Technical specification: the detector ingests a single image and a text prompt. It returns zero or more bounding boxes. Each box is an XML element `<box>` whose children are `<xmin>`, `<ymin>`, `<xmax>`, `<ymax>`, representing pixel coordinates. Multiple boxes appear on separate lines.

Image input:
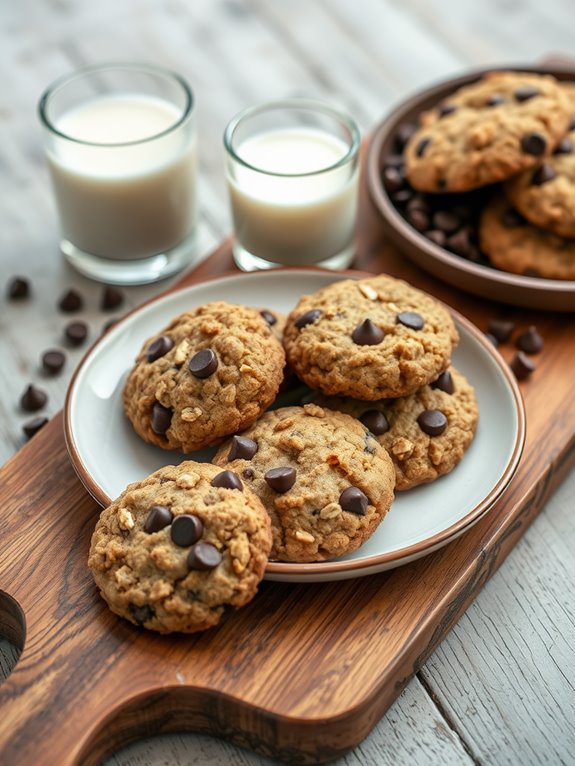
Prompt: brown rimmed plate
<box><xmin>64</xmin><ymin>269</ymin><xmax>525</xmax><ymax>582</ymax></box>
<box><xmin>366</xmin><ymin>65</ymin><xmax>575</xmax><ymax>311</ymax></box>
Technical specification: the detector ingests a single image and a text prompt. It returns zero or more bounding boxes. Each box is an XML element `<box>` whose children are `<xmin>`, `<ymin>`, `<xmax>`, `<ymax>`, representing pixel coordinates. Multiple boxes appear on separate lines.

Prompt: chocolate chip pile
<box><xmin>6</xmin><ymin>276</ymin><xmax>125</xmax><ymax>441</ymax></box>
<box><xmin>485</xmin><ymin>318</ymin><xmax>543</xmax><ymax>380</ymax></box>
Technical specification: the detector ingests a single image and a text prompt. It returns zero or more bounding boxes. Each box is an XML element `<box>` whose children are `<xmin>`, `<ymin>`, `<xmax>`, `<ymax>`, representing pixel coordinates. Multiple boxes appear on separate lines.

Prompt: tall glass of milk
<box><xmin>224</xmin><ymin>99</ymin><xmax>360</xmax><ymax>271</ymax></box>
<box><xmin>38</xmin><ymin>64</ymin><xmax>198</xmax><ymax>284</ymax></box>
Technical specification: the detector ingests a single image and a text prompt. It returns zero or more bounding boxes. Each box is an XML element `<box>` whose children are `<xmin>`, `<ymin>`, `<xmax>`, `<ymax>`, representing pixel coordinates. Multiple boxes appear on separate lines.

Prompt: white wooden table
<box><xmin>1</xmin><ymin>2</ymin><xmax>574</xmax><ymax>764</ymax></box>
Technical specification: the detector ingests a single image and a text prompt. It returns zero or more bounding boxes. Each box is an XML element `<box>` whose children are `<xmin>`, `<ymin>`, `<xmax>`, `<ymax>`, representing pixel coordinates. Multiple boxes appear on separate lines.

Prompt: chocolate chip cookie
<box><xmin>504</xmin><ymin>83</ymin><xmax>575</xmax><ymax>237</ymax></box>
<box><xmin>405</xmin><ymin>71</ymin><xmax>571</xmax><ymax>192</ymax></box>
<box><xmin>88</xmin><ymin>461</ymin><xmax>272</xmax><ymax>633</ymax></box>
<box><xmin>212</xmin><ymin>404</ymin><xmax>395</xmax><ymax>562</ymax></box>
<box><xmin>479</xmin><ymin>193</ymin><xmax>575</xmax><ymax>280</ymax></box>
<box><xmin>314</xmin><ymin>366</ymin><xmax>478</xmax><ymax>490</ymax></box>
<box><xmin>123</xmin><ymin>301</ymin><xmax>285</xmax><ymax>452</ymax></box>
<box><xmin>282</xmin><ymin>275</ymin><xmax>458</xmax><ymax>400</ymax></box>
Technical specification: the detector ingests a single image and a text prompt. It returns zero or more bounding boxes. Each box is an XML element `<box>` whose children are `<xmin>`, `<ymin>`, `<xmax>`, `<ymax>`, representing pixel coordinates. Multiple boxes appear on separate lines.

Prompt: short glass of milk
<box><xmin>224</xmin><ymin>99</ymin><xmax>360</xmax><ymax>271</ymax></box>
<box><xmin>38</xmin><ymin>64</ymin><xmax>198</xmax><ymax>285</ymax></box>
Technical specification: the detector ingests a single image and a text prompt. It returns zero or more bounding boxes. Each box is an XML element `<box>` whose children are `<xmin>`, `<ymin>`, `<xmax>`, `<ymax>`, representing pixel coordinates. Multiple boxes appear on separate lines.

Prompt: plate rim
<box><xmin>64</xmin><ymin>268</ymin><xmax>526</xmax><ymax>578</ymax></box>
<box><xmin>365</xmin><ymin>63</ymin><xmax>575</xmax><ymax>306</ymax></box>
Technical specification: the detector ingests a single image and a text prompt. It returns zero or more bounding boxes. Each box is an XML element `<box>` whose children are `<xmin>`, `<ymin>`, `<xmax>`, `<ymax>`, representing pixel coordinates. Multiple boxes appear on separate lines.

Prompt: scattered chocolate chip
<box><xmin>242</xmin><ymin>468</ymin><xmax>255</xmax><ymax>480</ymax></box>
<box><xmin>41</xmin><ymin>349</ymin><xmax>66</xmax><ymax>375</ymax></box>
<box><xmin>147</xmin><ymin>335</ymin><xmax>174</xmax><ymax>362</ymax></box>
<box><xmin>64</xmin><ymin>320</ymin><xmax>88</xmax><ymax>346</ymax></box>
<box><xmin>187</xmin><ymin>542</ymin><xmax>222</xmax><ymax>571</ymax></box>
<box><xmin>144</xmin><ymin>505</ymin><xmax>173</xmax><ymax>533</ymax></box>
<box><xmin>438</xmin><ymin>102</ymin><xmax>457</xmax><ymax>118</ymax></box>
<box><xmin>406</xmin><ymin>195</ymin><xmax>429</xmax><ymax>214</ymax></box>
<box><xmin>101</xmin><ymin>286</ymin><xmax>124</xmax><ymax>311</ymax></box>
<box><xmin>7</xmin><ymin>276</ymin><xmax>30</xmax><ymax>300</ymax></box>
<box><xmin>129</xmin><ymin>603</ymin><xmax>154</xmax><ymax>626</ymax></box>
<box><xmin>502</xmin><ymin>208</ymin><xmax>526</xmax><ymax>228</ymax></box>
<box><xmin>22</xmin><ymin>416</ymin><xmax>48</xmax><ymax>440</ymax></box>
<box><xmin>260</xmin><ymin>309</ymin><xmax>277</xmax><ymax>326</ymax></box>
<box><xmin>486</xmin><ymin>93</ymin><xmax>505</xmax><ymax>107</ymax></box>
<box><xmin>436</xmin><ymin>179</ymin><xmax>447</xmax><ymax>190</ymax></box>
<box><xmin>425</xmin><ymin>230</ymin><xmax>446</xmax><ymax>247</ymax></box>
<box><xmin>264</xmin><ymin>466</ymin><xmax>296</xmax><ymax>493</ymax></box>
<box><xmin>510</xmin><ymin>350</ymin><xmax>535</xmax><ymax>380</ymax></box>
<box><xmin>555</xmin><ymin>137</ymin><xmax>573</xmax><ymax>155</ymax></box>
<box><xmin>151</xmin><ymin>402</ymin><xmax>172</xmax><ymax>434</ymax></box>
<box><xmin>382</xmin><ymin>165</ymin><xmax>404</xmax><ymax>194</ymax></box>
<box><xmin>406</xmin><ymin>207</ymin><xmax>430</xmax><ymax>232</ymax></box>
<box><xmin>228</xmin><ymin>435</ymin><xmax>258</xmax><ymax>461</ymax></box>
<box><xmin>521</xmin><ymin>132</ymin><xmax>547</xmax><ymax>156</ymax></box>
<box><xmin>295</xmin><ymin>309</ymin><xmax>321</xmax><ymax>329</ymax></box>
<box><xmin>415</xmin><ymin>137</ymin><xmax>430</xmax><ymax>157</ymax></box>
<box><xmin>171</xmin><ymin>514</ymin><xmax>204</xmax><ymax>547</ymax></box>
<box><xmin>395</xmin><ymin>123</ymin><xmax>417</xmax><ymax>150</ymax></box>
<box><xmin>516</xmin><ymin>325</ymin><xmax>543</xmax><ymax>354</ymax></box>
<box><xmin>391</xmin><ymin>189</ymin><xmax>414</xmax><ymax>205</ymax></box>
<box><xmin>211</xmin><ymin>470</ymin><xmax>243</xmax><ymax>490</ymax></box>
<box><xmin>360</xmin><ymin>410</ymin><xmax>389</xmax><ymax>435</ymax></box>
<box><xmin>58</xmin><ymin>288</ymin><xmax>83</xmax><ymax>313</ymax></box>
<box><xmin>417</xmin><ymin>409</ymin><xmax>448</xmax><ymax>436</ymax></box>
<box><xmin>20</xmin><ymin>384</ymin><xmax>48</xmax><ymax>412</ymax></box>
<box><xmin>532</xmin><ymin>163</ymin><xmax>556</xmax><ymax>186</ymax></box>
<box><xmin>352</xmin><ymin>318</ymin><xmax>384</xmax><ymax>345</ymax></box>
<box><xmin>432</xmin><ymin>210</ymin><xmax>461</xmax><ymax>234</ymax></box>
<box><xmin>396</xmin><ymin>311</ymin><xmax>424</xmax><ymax>330</ymax></box>
<box><xmin>446</xmin><ymin>227</ymin><xmax>472</xmax><ymax>258</ymax></box>
<box><xmin>487</xmin><ymin>319</ymin><xmax>515</xmax><ymax>343</ymax></box>
<box><xmin>189</xmin><ymin>348</ymin><xmax>218</xmax><ymax>378</ymax></box>
<box><xmin>339</xmin><ymin>487</ymin><xmax>369</xmax><ymax>515</ymax></box>
<box><xmin>430</xmin><ymin>370</ymin><xmax>455</xmax><ymax>394</ymax></box>
<box><xmin>485</xmin><ymin>332</ymin><xmax>499</xmax><ymax>347</ymax></box>
<box><xmin>514</xmin><ymin>86</ymin><xmax>539</xmax><ymax>102</ymax></box>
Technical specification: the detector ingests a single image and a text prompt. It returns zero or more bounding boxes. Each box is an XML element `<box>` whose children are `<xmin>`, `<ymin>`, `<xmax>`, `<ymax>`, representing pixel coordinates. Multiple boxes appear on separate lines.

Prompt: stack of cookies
<box><xmin>385</xmin><ymin>70</ymin><xmax>575</xmax><ymax>280</ymax></box>
<box><xmin>88</xmin><ymin>275</ymin><xmax>479</xmax><ymax>633</ymax></box>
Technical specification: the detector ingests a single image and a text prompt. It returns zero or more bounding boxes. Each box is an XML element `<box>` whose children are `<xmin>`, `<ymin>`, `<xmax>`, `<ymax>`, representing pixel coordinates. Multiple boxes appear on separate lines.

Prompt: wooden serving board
<box><xmin>0</xmin><ymin>175</ymin><xmax>574</xmax><ymax>766</ymax></box>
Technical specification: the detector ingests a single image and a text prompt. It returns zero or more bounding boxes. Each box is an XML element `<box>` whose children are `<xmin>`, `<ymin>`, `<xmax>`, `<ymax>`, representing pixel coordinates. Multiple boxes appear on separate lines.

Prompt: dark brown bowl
<box><xmin>366</xmin><ymin>65</ymin><xmax>575</xmax><ymax>312</ymax></box>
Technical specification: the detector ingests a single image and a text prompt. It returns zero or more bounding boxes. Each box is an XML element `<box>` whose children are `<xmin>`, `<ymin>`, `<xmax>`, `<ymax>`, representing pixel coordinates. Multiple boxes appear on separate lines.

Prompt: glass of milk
<box><xmin>38</xmin><ymin>64</ymin><xmax>198</xmax><ymax>285</ymax></box>
<box><xmin>224</xmin><ymin>99</ymin><xmax>360</xmax><ymax>271</ymax></box>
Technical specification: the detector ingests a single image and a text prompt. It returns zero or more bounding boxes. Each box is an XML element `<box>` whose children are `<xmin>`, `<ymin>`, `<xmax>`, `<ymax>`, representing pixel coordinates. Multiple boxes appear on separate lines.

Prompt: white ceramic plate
<box><xmin>65</xmin><ymin>270</ymin><xmax>525</xmax><ymax>582</ymax></box>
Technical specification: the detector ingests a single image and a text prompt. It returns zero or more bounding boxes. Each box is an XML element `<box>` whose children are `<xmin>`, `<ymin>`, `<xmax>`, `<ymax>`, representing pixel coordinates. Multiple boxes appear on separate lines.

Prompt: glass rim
<box><xmin>223</xmin><ymin>98</ymin><xmax>361</xmax><ymax>178</ymax></box>
<box><xmin>38</xmin><ymin>62</ymin><xmax>194</xmax><ymax>148</ymax></box>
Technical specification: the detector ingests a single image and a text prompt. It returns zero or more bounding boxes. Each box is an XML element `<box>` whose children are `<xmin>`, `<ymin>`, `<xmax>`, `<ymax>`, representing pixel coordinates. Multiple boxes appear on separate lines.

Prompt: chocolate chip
<box><xmin>242</xmin><ymin>468</ymin><xmax>255</xmax><ymax>480</ymax></box>
<box><xmin>396</xmin><ymin>311</ymin><xmax>424</xmax><ymax>330</ymax></box>
<box><xmin>502</xmin><ymin>209</ymin><xmax>526</xmax><ymax>228</ymax></box>
<box><xmin>487</xmin><ymin>319</ymin><xmax>515</xmax><ymax>343</ymax></box>
<box><xmin>339</xmin><ymin>487</ymin><xmax>369</xmax><ymax>515</ymax></box>
<box><xmin>7</xmin><ymin>276</ymin><xmax>30</xmax><ymax>299</ymax></box>
<box><xmin>228</xmin><ymin>435</ymin><xmax>258</xmax><ymax>461</ymax></box>
<box><xmin>58</xmin><ymin>289</ymin><xmax>83</xmax><ymax>313</ymax></box>
<box><xmin>486</xmin><ymin>93</ymin><xmax>505</xmax><ymax>107</ymax></box>
<box><xmin>438</xmin><ymin>102</ymin><xmax>457</xmax><ymax>118</ymax></box>
<box><xmin>395</xmin><ymin>123</ymin><xmax>417</xmax><ymax>150</ymax></box>
<box><xmin>147</xmin><ymin>335</ymin><xmax>174</xmax><ymax>362</ymax></box>
<box><xmin>260</xmin><ymin>309</ymin><xmax>277</xmax><ymax>326</ymax></box>
<box><xmin>425</xmin><ymin>230</ymin><xmax>447</xmax><ymax>247</ymax></box>
<box><xmin>432</xmin><ymin>210</ymin><xmax>461</xmax><ymax>234</ymax></box>
<box><xmin>64</xmin><ymin>320</ymin><xmax>88</xmax><ymax>346</ymax></box>
<box><xmin>187</xmin><ymin>542</ymin><xmax>222</xmax><ymax>571</ymax></box>
<box><xmin>129</xmin><ymin>603</ymin><xmax>154</xmax><ymax>626</ymax></box>
<box><xmin>382</xmin><ymin>165</ymin><xmax>404</xmax><ymax>194</ymax></box>
<box><xmin>211</xmin><ymin>470</ymin><xmax>243</xmax><ymax>490</ymax></box>
<box><xmin>430</xmin><ymin>370</ymin><xmax>455</xmax><ymax>394</ymax></box>
<box><xmin>446</xmin><ymin>228</ymin><xmax>472</xmax><ymax>258</ymax></box>
<box><xmin>171</xmin><ymin>514</ymin><xmax>204</xmax><ymax>547</ymax></box>
<box><xmin>417</xmin><ymin>409</ymin><xmax>448</xmax><ymax>436</ymax></box>
<box><xmin>295</xmin><ymin>309</ymin><xmax>321</xmax><ymax>329</ymax></box>
<box><xmin>144</xmin><ymin>505</ymin><xmax>173</xmax><ymax>533</ymax></box>
<box><xmin>20</xmin><ymin>384</ymin><xmax>47</xmax><ymax>412</ymax></box>
<box><xmin>41</xmin><ymin>349</ymin><xmax>66</xmax><ymax>375</ymax></box>
<box><xmin>406</xmin><ymin>208</ymin><xmax>430</xmax><ymax>232</ymax></box>
<box><xmin>521</xmin><ymin>132</ymin><xmax>547</xmax><ymax>156</ymax></box>
<box><xmin>391</xmin><ymin>189</ymin><xmax>414</xmax><ymax>206</ymax></box>
<box><xmin>415</xmin><ymin>137</ymin><xmax>430</xmax><ymax>157</ymax></box>
<box><xmin>532</xmin><ymin>163</ymin><xmax>556</xmax><ymax>186</ymax></box>
<box><xmin>510</xmin><ymin>350</ymin><xmax>535</xmax><ymax>380</ymax></box>
<box><xmin>514</xmin><ymin>86</ymin><xmax>539</xmax><ymax>102</ymax></box>
<box><xmin>100</xmin><ymin>286</ymin><xmax>124</xmax><ymax>311</ymax></box>
<box><xmin>516</xmin><ymin>326</ymin><xmax>543</xmax><ymax>354</ymax></box>
<box><xmin>360</xmin><ymin>410</ymin><xmax>389</xmax><ymax>435</ymax></box>
<box><xmin>264</xmin><ymin>466</ymin><xmax>296</xmax><ymax>493</ymax></box>
<box><xmin>555</xmin><ymin>138</ymin><xmax>573</xmax><ymax>155</ymax></box>
<box><xmin>189</xmin><ymin>348</ymin><xmax>218</xmax><ymax>378</ymax></box>
<box><xmin>22</xmin><ymin>416</ymin><xmax>48</xmax><ymax>440</ymax></box>
<box><xmin>352</xmin><ymin>319</ymin><xmax>384</xmax><ymax>346</ymax></box>
<box><xmin>384</xmin><ymin>153</ymin><xmax>405</xmax><ymax>167</ymax></box>
<box><xmin>406</xmin><ymin>195</ymin><xmax>429</xmax><ymax>214</ymax></box>
<box><xmin>437</xmin><ymin>179</ymin><xmax>447</xmax><ymax>190</ymax></box>
<box><xmin>151</xmin><ymin>402</ymin><xmax>172</xmax><ymax>434</ymax></box>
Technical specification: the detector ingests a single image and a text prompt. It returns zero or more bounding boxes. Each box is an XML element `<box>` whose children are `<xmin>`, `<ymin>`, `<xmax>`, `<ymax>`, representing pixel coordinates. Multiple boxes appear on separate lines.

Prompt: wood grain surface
<box><xmin>0</xmin><ymin>176</ymin><xmax>573</xmax><ymax>765</ymax></box>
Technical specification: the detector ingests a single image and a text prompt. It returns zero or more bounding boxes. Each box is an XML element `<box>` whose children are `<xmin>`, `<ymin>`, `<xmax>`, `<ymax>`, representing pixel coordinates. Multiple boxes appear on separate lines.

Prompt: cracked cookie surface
<box><xmin>88</xmin><ymin>460</ymin><xmax>272</xmax><ymax>633</ymax></box>
<box><xmin>212</xmin><ymin>404</ymin><xmax>395</xmax><ymax>562</ymax></box>
<box><xmin>122</xmin><ymin>301</ymin><xmax>285</xmax><ymax>452</ymax></box>
<box><xmin>282</xmin><ymin>275</ymin><xmax>458</xmax><ymax>400</ymax></box>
